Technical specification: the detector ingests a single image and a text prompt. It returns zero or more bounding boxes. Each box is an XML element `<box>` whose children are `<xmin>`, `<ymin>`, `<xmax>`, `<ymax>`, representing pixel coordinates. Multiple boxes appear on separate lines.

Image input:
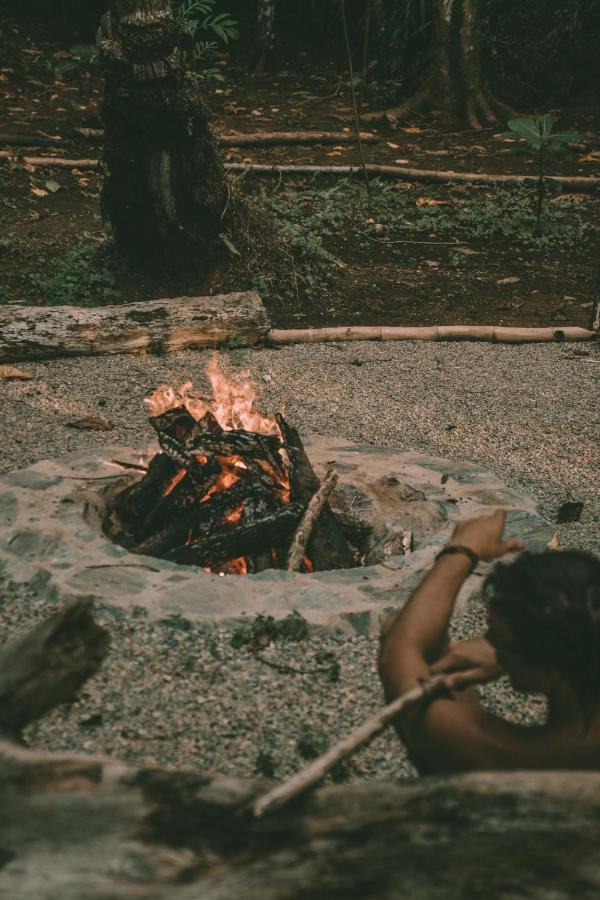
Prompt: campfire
<box><xmin>104</xmin><ymin>358</ymin><xmax>358</xmax><ymax>575</ymax></box>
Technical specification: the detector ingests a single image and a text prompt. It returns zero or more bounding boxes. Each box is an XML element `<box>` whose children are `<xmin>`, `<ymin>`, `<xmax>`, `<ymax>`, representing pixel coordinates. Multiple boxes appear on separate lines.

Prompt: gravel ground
<box><xmin>1</xmin><ymin>340</ymin><xmax>598</xmax><ymax>780</ymax></box>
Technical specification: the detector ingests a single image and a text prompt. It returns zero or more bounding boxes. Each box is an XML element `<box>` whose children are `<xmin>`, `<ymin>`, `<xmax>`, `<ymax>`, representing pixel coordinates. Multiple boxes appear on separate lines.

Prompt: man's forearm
<box><xmin>381</xmin><ymin>553</ymin><xmax>472</xmax><ymax>664</ymax></box>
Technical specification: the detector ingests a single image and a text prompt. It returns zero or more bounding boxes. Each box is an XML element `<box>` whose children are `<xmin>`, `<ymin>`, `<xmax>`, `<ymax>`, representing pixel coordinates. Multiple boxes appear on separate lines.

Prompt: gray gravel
<box><xmin>0</xmin><ymin>340</ymin><xmax>598</xmax><ymax>780</ymax></box>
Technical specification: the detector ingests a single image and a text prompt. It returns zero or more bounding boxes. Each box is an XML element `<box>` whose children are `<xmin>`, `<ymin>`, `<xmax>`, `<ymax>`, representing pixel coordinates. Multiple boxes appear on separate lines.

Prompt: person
<box><xmin>378</xmin><ymin>509</ymin><xmax>600</xmax><ymax>773</ymax></box>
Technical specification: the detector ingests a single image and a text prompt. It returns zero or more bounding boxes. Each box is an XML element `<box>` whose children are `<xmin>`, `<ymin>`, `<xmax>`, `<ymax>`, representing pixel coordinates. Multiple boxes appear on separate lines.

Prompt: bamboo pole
<box><xmin>252</xmin><ymin>675</ymin><xmax>452</xmax><ymax>818</ymax></box>
<box><xmin>2</xmin><ymin>151</ymin><xmax>599</xmax><ymax>191</ymax></box>
<box><xmin>286</xmin><ymin>469</ymin><xmax>338</xmax><ymax>571</ymax></box>
<box><xmin>268</xmin><ymin>325</ymin><xmax>597</xmax><ymax>345</ymax></box>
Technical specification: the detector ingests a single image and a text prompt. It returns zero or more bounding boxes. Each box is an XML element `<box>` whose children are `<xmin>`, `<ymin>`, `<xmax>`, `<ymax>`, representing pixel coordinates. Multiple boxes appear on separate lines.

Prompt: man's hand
<box><xmin>448</xmin><ymin>509</ymin><xmax>524</xmax><ymax>561</ymax></box>
<box><xmin>430</xmin><ymin>637</ymin><xmax>504</xmax><ymax>691</ymax></box>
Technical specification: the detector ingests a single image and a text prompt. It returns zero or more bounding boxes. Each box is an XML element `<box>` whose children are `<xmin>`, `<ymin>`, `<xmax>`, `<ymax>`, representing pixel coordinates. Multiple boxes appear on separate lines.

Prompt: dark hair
<box><xmin>484</xmin><ymin>551</ymin><xmax>600</xmax><ymax>704</ymax></box>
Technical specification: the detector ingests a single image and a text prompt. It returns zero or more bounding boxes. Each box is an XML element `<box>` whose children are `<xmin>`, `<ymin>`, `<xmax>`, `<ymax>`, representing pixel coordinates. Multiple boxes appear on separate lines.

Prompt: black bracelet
<box><xmin>435</xmin><ymin>544</ymin><xmax>479</xmax><ymax>573</ymax></box>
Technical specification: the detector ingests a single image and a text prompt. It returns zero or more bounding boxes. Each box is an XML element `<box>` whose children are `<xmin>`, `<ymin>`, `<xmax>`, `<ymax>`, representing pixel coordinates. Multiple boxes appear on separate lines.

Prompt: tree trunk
<box><xmin>362</xmin><ymin>0</ymin><xmax>518</xmax><ymax>128</ymax></box>
<box><xmin>98</xmin><ymin>0</ymin><xmax>229</xmax><ymax>269</ymax></box>
<box><xmin>249</xmin><ymin>0</ymin><xmax>276</xmax><ymax>74</ymax></box>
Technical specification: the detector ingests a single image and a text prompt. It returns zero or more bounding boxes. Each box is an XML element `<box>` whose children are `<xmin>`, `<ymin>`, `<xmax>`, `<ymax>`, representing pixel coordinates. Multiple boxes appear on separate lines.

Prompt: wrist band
<box><xmin>435</xmin><ymin>544</ymin><xmax>479</xmax><ymax>573</ymax></box>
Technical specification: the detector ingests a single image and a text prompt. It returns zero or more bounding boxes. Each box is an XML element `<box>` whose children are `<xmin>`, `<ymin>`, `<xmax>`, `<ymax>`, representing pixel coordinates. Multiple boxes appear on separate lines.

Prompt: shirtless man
<box><xmin>379</xmin><ymin>510</ymin><xmax>600</xmax><ymax>773</ymax></box>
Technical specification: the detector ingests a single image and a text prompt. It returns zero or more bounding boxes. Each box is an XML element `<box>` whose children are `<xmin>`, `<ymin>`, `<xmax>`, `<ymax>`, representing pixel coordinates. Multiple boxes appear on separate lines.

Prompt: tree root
<box><xmin>361</xmin><ymin>86</ymin><xmax>529</xmax><ymax>130</ymax></box>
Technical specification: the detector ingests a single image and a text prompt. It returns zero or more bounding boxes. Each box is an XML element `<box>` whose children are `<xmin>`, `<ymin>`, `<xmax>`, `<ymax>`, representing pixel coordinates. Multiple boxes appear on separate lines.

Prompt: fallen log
<box><xmin>0</xmin><ymin>292</ymin><xmax>270</xmax><ymax>363</ymax></box>
<box><xmin>0</xmin><ymin>599</ymin><xmax>109</xmax><ymax>739</ymax></box>
<box><xmin>268</xmin><ymin>325</ymin><xmax>597</xmax><ymax>345</ymax></box>
<box><xmin>2</xmin><ymin>150</ymin><xmax>599</xmax><ymax>191</ymax></box>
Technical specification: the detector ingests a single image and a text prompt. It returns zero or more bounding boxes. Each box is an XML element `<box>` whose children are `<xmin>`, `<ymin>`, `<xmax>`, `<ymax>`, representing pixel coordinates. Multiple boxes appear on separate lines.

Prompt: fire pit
<box><xmin>102</xmin><ymin>358</ymin><xmax>358</xmax><ymax>576</ymax></box>
<box><xmin>0</xmin><ymin>360</ymin><xmax>553</xmax><ymax>633</ymax></box>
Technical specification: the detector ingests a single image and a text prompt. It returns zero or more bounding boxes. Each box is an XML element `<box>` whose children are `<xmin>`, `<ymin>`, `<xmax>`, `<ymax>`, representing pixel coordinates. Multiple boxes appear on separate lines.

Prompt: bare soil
<box><xmin>1</xmin><ymin>28</ymin><xmax>599</xmax><ymax>329</ymax></box>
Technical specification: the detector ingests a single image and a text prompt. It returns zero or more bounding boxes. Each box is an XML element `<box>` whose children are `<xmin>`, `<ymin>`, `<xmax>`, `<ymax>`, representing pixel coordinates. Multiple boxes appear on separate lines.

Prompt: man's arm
<box><xmin>378</xmin><ymin>510</ymin><xmax>523</xmax><ymax>773</ymax></box>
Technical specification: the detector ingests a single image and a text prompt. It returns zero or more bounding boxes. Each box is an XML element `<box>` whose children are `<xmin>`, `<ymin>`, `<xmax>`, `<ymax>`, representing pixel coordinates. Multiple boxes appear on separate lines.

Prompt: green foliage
<box><xmin>230</xmin><ymin>610</ymin><xmax>309</xmax><ymax>650</ymax></box>
<box><xmin>174</xmin><ymin>0</ymin><xmax>239</xmax><ymax>78</ymax></box>
<box><xmin>296</xmin><ymin>724</ymin><xmax>350</xmax><ymax>782</ymax></box>
<box><xmin>505</xmin><ymin>113</ymin><xmax>579</xmax><ymax>152</ymax></box>
<box><xmin>52</xmin><ymin>44</ymin><xmax>98</xmax><ymax>78</ymax></box>
<box><xmin>27</xmin><ymin>243</ymin><xmax>120</xmax><ymax>306</ymax></box>
<box><xmin>505</xmin><ymin>113</ymin><xmax>581</xmax><ymax>229</ymax></box>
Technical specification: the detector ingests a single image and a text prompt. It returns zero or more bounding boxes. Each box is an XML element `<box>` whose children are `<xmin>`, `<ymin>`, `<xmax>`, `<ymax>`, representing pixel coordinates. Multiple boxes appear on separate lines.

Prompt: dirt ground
<box><xmin>1</xmin><ymin>26</ymin><xmax>599</xmax><ymax>329</ymax></box>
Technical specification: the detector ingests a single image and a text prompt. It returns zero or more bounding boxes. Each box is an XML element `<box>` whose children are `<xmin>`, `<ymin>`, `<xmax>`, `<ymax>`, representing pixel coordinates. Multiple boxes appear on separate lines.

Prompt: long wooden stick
<box><xmin>252</xmin><ymin>675</ymin><xmax>452</xmax><ymax>818</ymax></box>
<box><xmin>286</xmin><ymin>469</ymin><xmax>339</xmax><ymax>571</ymax></box>
<box><xmin>268</xmin><ymin>325</ymin><xmax>597</xmax><ymax>345</ymax></box>
<box><xmin>72</xmin><ymin>129</ymin><xmax>380</xmax><ymax>146</ymax></box>
<box><xmin>226</xmin><ymin>162</ymin><xmax>600</xmax><ymax>191</ymax></box>
<box><xmin>2</xmin><ymin>151</ymin><xmax>599</xmax><ymax>191</ymax></box>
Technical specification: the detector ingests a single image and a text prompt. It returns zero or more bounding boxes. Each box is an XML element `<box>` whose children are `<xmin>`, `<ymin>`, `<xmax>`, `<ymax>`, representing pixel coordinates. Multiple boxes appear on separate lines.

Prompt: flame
<box><xmin>200</xmin><ymin>455</ymin><xmax>246</xmax><ymax>502</ymax></box>
<box><xmin>144</xmin><ymin>355</ymin><xmax>280</xmax><ymax>436</ymax></box>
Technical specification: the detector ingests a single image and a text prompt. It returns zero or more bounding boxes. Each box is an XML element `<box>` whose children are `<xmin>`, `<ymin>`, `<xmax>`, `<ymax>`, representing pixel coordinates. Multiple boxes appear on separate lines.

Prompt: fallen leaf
<box><xmin>425</xmin><ymin>260</ymin><xmax>440</xmax><ymax>267</ymax></box>
<box><xmin>424</xmin><ymin>149</ymin><xmax>450</xmax><ymax>156</ymax></box>
<box><xmin>454</xmin><ymin>246</ymin><xmax>480</xmax><ymax>255</ymax></box>
<box><xmin>0</xmin><ymin>365</ymin><xmax>33</xmax><ymax>380</ymax></box>
<box><xmin>401</xmin><ymin>126</ymin><xmax>422</xmax><ymax>134</ymax></box>
<box><xmin>393</xmin><ymin>158</ymin><xmax>410</xmax><ymax>165</ymax></box>
<box><xmin>66</xmin><ymin>416</ymin><xmax>115</xmax><ymax>431</ymax></box>
<box><xmin>250</xmin><ymin>108</ymin><xmax>263</xmax><ymax>116</ymax></box>
<box><xmin>415</xmin><ymin>197</ymin><xmax>448</xmax><ymax>207</ymax></box>
<box><xmin>578</xmin><ymin>151</ymin><xmax>600</xmax><ymax>163</ymax></box>
<box><xmin>496</xmin><ymin>276</ymin><xmax>520</xmax><ymax>285</ymax></box>
<box><xmin>547</xmin><ymin>532</ymin><xmax>560</xmax><ymax>550</ymax></box>
<box><xmin>45</xmin><ymin>178</ymin><xmax>60</xmax><ymax>193</ymax></box>
<box><xmin>550</xmin><ymin>193</ymin><xmax>586</xmax><ymax>204</ymax></box>
<box><xmin>386</xmin><ymin>141</ymin><xmax>400</xmax><ymax>149</ymax></box>
<box><xmin>30</xmin><ymin>186</ymin><xmax>48</xmax><ymax>197</ymax></box>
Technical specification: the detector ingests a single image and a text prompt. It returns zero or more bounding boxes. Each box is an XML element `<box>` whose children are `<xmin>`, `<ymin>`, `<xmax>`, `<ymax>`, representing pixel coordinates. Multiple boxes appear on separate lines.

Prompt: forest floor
<box><xmin>1</xmin><ymin>27</ymin><xmax>599</xmax><ymax>328</ymax></box>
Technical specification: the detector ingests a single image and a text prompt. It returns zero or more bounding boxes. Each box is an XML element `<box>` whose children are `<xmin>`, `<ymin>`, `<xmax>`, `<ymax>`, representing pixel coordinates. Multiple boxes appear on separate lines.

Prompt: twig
<box><xmin>287</xmin><ymin>469</ymin><xmax>339</xmax><ymax>571</ymax></box>
<box><xmin>365</xmin><ymin>234</ymin><xmax>460</xmax><ymax>246</ymax></box>
<box><xmin>252</xmin><ymin>675</ymin><xmax>452</xmax><ymax>817</ymax></box>
<box><xmin>340</xmin><ymin>0</ymin><xmax>372</xmax><ymax>209</ymax></box>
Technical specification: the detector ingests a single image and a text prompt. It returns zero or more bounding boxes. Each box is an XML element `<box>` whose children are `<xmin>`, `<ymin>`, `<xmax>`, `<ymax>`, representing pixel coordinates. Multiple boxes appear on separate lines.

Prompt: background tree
<box><xmin>363</xmin><ymin>0</ymin><xmax>517</xmax><ymax>127</ymax></box>
<box><xmin>98</xmin><ymin>0</ymin><xmax>229</xmax><ymax>269</ymax></box>
<box><xmin>249</xmin><ymin>0</ymin><xmax>276</xmax><ymax>73</ymax></box>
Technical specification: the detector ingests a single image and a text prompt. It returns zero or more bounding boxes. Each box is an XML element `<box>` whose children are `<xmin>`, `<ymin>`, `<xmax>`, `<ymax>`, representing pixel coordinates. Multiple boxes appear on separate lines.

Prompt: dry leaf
<box><xmin>66</xmin><ymin>416</ymin><xmax>115</xmax><ymax>431</ymax></box>
<box><xmin>415</xmin><ymin>197</ymin><xmax>448</xmax><ymax>207</ymax></box>
<box><xmin>393</xmin><ymin>158</ymin><xmax>410</xmax><ymax>165</ymax></box>
<box><xmin>424</xmin><ymin>149</ymin><xmax>450</xmax><ymax>156</ymax></box>
<box><xmin>45</xmin><ymin>179</ymin><xmax>60</xmax><ymax>193</ymax></box>
<box><xmin>0</xmin><ymin>365</ymin><xmax>33</xmax><ymax>380</ymax></box>
<box><xmin>401</xmin><ymin>126</ymin><xmax>422</xmax><ymax>134</ymax></box>
<box><xmin>250</xmin><ymin>108</ymin><xmax>263</xmax><ymax>116</ymax></box>
<box><xmin>547</xmin><ymin>532</ymin><xmax>560</xmax><ymax>550</ymax></box>
<box><xmin>578</xmin><ymin>151</ymin><xmax>600</xmax><ymax>163</ymax></box>
<box><xmin>424</xmin><ymin>260</ymin><xmax>440</xmax><ymax>268</ymax></box>
<box><xmin>454</xmin><ymin>246</ymin><xmax>480</xmax><ymax>255</ymax></box>
<box><xmin>30</xmin><ymin>186</ymin><xmax>48</xmax><ymax>197</ymax></box>
<box><xmin>386</xmin><ymin>141</ymin><xmax>400</xmax><ymax>149</ymax></box>
<box><xmin>550</xmin><ymin>193</ymin><xmax>586</xmax><ymax>204</ymax></box>
<box><xmin>497</xmin><ymin>276</ymin><xmax>520</xmax><ymax>285</ymax></box>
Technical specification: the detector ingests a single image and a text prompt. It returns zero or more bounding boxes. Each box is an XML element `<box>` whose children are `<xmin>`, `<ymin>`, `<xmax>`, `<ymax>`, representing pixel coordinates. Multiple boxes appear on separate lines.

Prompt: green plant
<box><xmin>27</xmin><ymin>243</ymin><xmax>120</xmax><ymax>306</ymax></box>
<box><xmin>505</xmin><ymin>113</ymin><xmax>580</xmax><ymax>230</ymax></box>
<box><xmin>52</xmin><ymin>44</ymin><xmax>98</xmax><ymax>77</ymax></box>
<box><xmin>230</xmin><ymin>610</ymin><xmax>309</xmax><ymax>650</ymax></box>
<box><xmin>296</xmin><ymin>724</ymin><xmax>349</xmax><ymax>782</ymax></box>
<box><xmin>174</xmin><ymin>0</ymin><xmax>238</xmax><ymax>78</ymax></box>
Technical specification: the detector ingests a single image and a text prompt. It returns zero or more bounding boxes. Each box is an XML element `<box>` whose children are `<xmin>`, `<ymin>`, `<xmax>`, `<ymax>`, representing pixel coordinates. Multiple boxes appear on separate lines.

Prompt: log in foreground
<box><xmin>0</xmin><ymin>292</ymin><xmax>270</xmax><ymax>363</ymax></box>
<box><xmin>2</xmin><ymin>609</ymin><xmax>600</xmax><ymax>897</ymax></box>
<box><xmin>1</xmin><ymin>740</ymin><xmax>600</xmax><ymax>899</ymax></box>
<box><xmin>268</xmin><ymin>325</ymin><xmax>597</xmax><ymax>345</ymax></box>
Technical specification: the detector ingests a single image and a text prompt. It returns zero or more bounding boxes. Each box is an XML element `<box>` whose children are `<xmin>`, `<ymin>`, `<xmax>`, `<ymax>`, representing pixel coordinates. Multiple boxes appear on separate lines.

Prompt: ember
<box><xmin>105</xmin><ymin>357</ymin><xmax>357</xmax><ymax>575</ymax></box>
